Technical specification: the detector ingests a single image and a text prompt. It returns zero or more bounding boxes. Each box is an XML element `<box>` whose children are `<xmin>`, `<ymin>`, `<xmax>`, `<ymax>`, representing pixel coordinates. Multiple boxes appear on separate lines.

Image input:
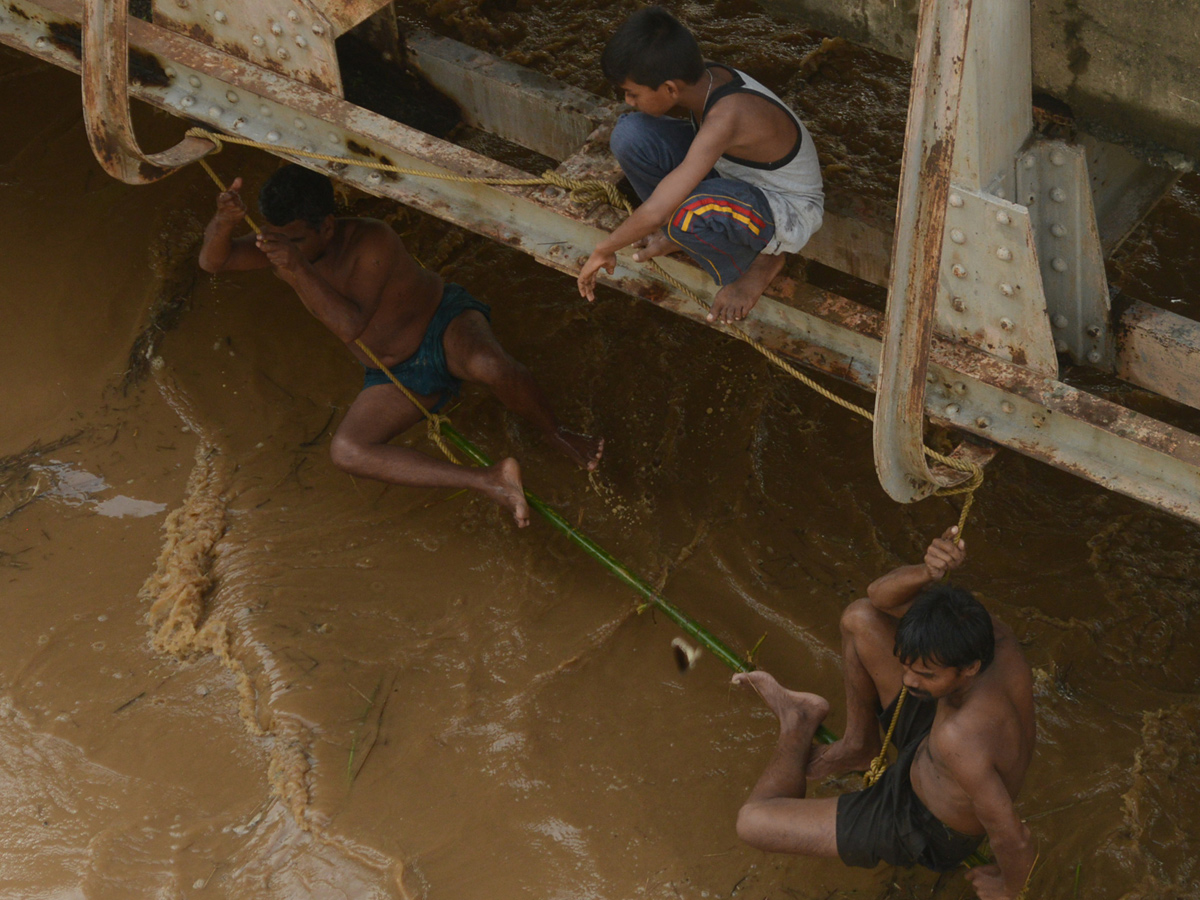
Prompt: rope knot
<box><xmin>187</xmin><ymin>127</ymin><xmax>224</xmax><ymax>155</ymax></box>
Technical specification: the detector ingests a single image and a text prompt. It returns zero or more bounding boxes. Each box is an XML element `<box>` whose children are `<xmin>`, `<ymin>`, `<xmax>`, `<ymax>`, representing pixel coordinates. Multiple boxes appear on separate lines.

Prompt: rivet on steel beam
<box><xmin>294</xmin><ymin>118</ymin><xmax>306</xmax><ymax>130</ymax></box>
<box><xmin>1001</xmin><ymin>401</ymin><xmax>1015</xmax><ymax>414</ymax></box>
<box><xmin>277</xmin><ymin>48</ymin><xmax>290</xmax><ymax>60</ymax></box>
<box><xmin>1053</xmin><ymin>314</ymin><xmax>1069</xmax><ymax>329</ymax></box>
<box><xmin>296</xmin><ymin>36</ymin><xmax>308</xmax><ymax>48</ymax></box>
<box><xmin>368</xmin><ymin>172</ymin><xmax>382</xmax><ymax>183</ymax></box>
<box><xmin>232</xmin><ymin>117</ymin><xmax>246</xmax><ymax>130</ymax></box>
<box><xmin>949</xmin><ymin>193</ymin><xmax>964</xmax><ymax>208</ymax></box>
<box><xmin>1055</xmin><ymin>339</ymin><xmax>1069</xmax><ymax>353</ymax></box>
<box><xmin>165</xmin><ymin>67</ymin><xmax>176</xmax><ymax>78</ymax></box>
<box><xmin>999</xmin><ymin>283</ymin><xmax>1015</xmax><ymax>297</ymax></box>
<box><xmin>208</xmin><ymin>106</ymin><xmax>221</xmax><ymax>117</ymax></box>
<box><xmin>259</xmin><ymin>104</ymin><xmax>271</xmax><ymax>116</ymax></box>
<box><xmin>995</xmin><ymin>211</ymin><xmax>1011</xmax><ymax>225</ymax></box>
<box><xmin>1052</xmin><ymin>257</ymin><xmax>1068</xmax><ymax>272</ymax></box>
<box><xmin>1051</xmin><ymin>223</ymin><xmax>1067</xmax><ymax>238</ymax></box>
<box><xmin>995</xmin><ymin>188</ymin><xmax>1007</xmax><ymax>200</ymax></box>
<box><xmin>1000</xmin><ymin>318</ymin><xmax>1015</xmax><ymax>331</ymax></box>
<box><xmin>1023</xmin><ymin>155</ymin><xmax>1036</xmax><ymax>169</ymax></box>
<box><xmin>188</xmin><ymin>75</ymin><xmax>201</xmax><ymax>88</ymax></box>
<box><xmin>1050</xmin><ymin>187</ymin><xmax>1067</xmax><ymax>203</ymax></box>
<box><xmin>312</xmin><ymin>23</ymin><xmax>326</xmax><ymax>35</ymax></box>
<box><xmin>35</xmin><ymin>36</ymin><xmax>47</xmax><ymax>50</ymax></box>
<box><xmin>975</xmin><ymin>417</ymin><xmax>990</xmax><ymax>429</ymax></box>
<box><xmin>302</xmin><ymin>145</ymin><xmax>314</xmax><ymax>154</ymax></box>
<box><xmin>266</xmin><ymin>131</ymin><xmax>280</xmax><ymax>143</ymax></box>
<box><xmin>996</xmin><ymin>248</ymin><xmax>1013</xmax><ymax>262</ymax></box>
<box><xmin>952</xmin><ymin>264</ymin><xmax>967</xmax><ymax>278</ymax></box>
<box><xmin>271</xmin><ymin>23</ymin><xmax>284</xmax><ymax>36</ymax></box>
<box><xmin>945</xmin><ymin>404</ymin><xmax>961</xmax><ymax>417</ymax></box>
<box><xmin>1086</xmin><ymin>324</ymin><xmax>1102</xmax><ymax>338</ymax></box>
<box><xmin>252</xmin><ymin>34</ymin><xmax>265</xmax><ymax>46</ymax></box>
<box><xmin>952</xmin><ymin>382</ymin><xmax>967</xmax><ymax>395</ymax></box>
<box><xmin>328</xmin><ymin>133</ymin><xmax>340</xmax><ymax>144</ymax></box>
<box><xmin>226</xmin><ymin>90</ymin><xmax>239</xmax><ymax>103</ymax></box>
<box><xmin>288</xmin><ymin>10</ymin><xmax>301</xmax><ymax>22</ymax></box>
<box><xmin>926</xmin><ymin>372</ymin><xmax>937</xmax><ymax>384</ymax></box>
<box><xmin>1087</xmin><ymin>350</ymin><xmax>1102</xmax><ymax>364</ymax></box>
<box><xmin>950</xmin><ymin>229</ymin><xmax>965</xmax><ymax>244</ymax></box>
<box><xmin>1051</xmin><ymin>150</ymin><xmax>1066</xmax><ymax>166</ymax></box>
<box><xmin>214</xmin><ymin>10</ymin><xmax>227</xmax><ymax>23</ymax></box>
<box><xmin>180</xmin><ymin>95</ymin><xmax>195</xmax><ymax>107</ymax></box>
<box><xmin>176</xmin><ymin>0</ymin><xmax>188</xmax><ymax>7</ymax></box>
<box><xmin>952</xmin><ymin>298</ymin><xmax>966</xmax><ymax>312</ymax></box>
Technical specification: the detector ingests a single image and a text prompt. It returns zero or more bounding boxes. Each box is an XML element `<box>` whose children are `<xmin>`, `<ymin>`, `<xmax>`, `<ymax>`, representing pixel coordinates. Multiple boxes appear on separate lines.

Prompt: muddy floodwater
<box><xmin>3</xmin><ymin>3</ymin><xmax>1200</xmax><ymax>897</ymax></box>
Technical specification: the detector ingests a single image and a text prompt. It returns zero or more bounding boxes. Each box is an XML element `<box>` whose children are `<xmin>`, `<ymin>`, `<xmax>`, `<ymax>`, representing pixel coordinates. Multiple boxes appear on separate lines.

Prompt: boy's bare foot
<box><xmin>707</xmin><ymin>252</ymin><xmax>786</xmax><ymax>324</ymax></box>
<box><xmin>807</xmin><ymin>736</ymin><xmax>881</xmax><ymax>780</ymax></box>
<box><xmin>632</xmin><ymin>231</ymin><xmax>680</xmax><ymax>263</ymax></box>
<box><xmin>733</xmin><ymin>671</ymin><xmax>830</xmax><ymax>734</ymax></box>
<box><xmin>485</xmin><ymin>458</ymin><xmax>530</xmax><ymax>527</ymax></box>
<box><xmin>547</xmin><ymin>429</ymin><xmax>605</xmax><ymax>471</ymax></box>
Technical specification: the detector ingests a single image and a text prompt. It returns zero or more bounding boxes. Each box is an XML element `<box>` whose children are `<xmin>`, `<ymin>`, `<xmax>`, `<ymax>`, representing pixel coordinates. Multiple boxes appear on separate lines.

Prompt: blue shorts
<box><xmin>362</xmin><ymin>282</ymin><xmax>490</xmax><ymax>412</ymax></box>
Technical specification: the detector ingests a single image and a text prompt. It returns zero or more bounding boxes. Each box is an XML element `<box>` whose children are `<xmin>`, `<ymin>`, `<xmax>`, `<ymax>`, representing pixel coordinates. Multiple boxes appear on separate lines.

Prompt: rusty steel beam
<box><xmin>3</xmin><ymin>0</ymin><xmax>1200</xmax><ymax>522</ymax></box>
<box><xmin>874</xmin><ymin>0</ymin><xmax>973</xmax><ymax>504</ymax></box>
<box><xmin>80</xmin><ymin>0</ymin><xmax>213</xmax><ymax>183</ymax></box>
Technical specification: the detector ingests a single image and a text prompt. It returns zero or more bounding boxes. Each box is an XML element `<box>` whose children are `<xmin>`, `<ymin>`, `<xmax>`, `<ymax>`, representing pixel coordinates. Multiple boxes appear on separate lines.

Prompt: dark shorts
<box><xmin>362</xmin><ymin>282</ymin><xmax>491</xmax><ymax>412</ymax></box>
<box><xmin>835</xmin><ymin>693</ymin><xmax>984</xmax><ymax>872</ymax></box>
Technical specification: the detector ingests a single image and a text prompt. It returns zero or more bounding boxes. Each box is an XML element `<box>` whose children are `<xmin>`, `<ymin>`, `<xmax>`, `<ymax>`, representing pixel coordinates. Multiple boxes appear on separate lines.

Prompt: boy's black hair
<box><xmin>601</xmin><ymin>6</ymin><xmax>705</xmax><ymax>89</ymax></box>
<box><xmin>894</xmin><ymin>582</ymin><xmax>995</xmax><ymax>672</ymax></box>
<box><xmin>258</xmin><ymin>164</ymin><xmax>336</xmax><ymax>228</ymax></box>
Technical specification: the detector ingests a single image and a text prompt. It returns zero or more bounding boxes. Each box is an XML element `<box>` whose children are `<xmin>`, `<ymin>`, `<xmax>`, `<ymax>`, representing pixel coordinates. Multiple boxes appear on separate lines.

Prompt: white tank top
<box><xmin>694</xmin><ymin>65</ymin><xmax>825</xmax><ymax>255</ymax></box>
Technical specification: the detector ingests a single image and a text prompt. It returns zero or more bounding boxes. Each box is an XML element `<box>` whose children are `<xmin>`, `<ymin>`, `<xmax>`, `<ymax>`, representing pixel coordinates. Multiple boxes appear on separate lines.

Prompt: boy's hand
<box><xmin>255</xmin><ymin>232</ymin><xmax>305</xmax><ymax>277</ymax></box>
<box><xmin>215</xmin><ymin>177</ymin><xmax>247</xmax><ymax>225</ymax></box>
<box><xmin>577</xmin><ymin>248</ymin><xmax>617</xmax><ymax>302</ymax></box>
<box><xmin>924</xmin><ymin>525</ymin><xmax>966</xmax><ymax>580</ymax></box>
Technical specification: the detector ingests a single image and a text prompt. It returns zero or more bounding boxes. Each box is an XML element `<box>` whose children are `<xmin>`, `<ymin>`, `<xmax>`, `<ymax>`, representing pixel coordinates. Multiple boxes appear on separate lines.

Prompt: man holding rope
<box><xmin>734</xmin><ymin>527</ymin><xmax>1036</xmax><ymax>900</ymax></box>
<box><xmin>199</xmin><ymin>164</ymin><xmax>603</xmax><ymax>526</ymax></box>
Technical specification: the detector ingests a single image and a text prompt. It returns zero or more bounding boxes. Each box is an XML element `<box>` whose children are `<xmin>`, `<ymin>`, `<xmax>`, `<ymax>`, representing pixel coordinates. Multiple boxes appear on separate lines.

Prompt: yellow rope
<box><xmin>187</xmin><ymin>127</ymin><xmax>984</xmax><ymax>527</ymax></box>
<box><xmin>862</xmin><ymin>685</ymin><xmax>908</xmax><ymax>788</ymax></box>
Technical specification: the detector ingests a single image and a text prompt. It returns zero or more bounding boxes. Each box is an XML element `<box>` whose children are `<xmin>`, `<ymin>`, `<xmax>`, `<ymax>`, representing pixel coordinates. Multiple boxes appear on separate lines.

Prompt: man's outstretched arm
<box><xmin>198</xmin><ymin>177</ymin><xmax>271</xmax><ymax>273</ymax></box>
<box><xmin>866</xmin><ymin>525</ymin><xmax>966</xmax><ymax>618</ymax></box>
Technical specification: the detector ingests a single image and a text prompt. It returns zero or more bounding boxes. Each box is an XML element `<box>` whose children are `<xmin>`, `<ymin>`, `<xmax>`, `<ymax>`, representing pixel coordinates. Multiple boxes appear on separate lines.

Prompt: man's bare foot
<box><xmin>806</xmin><ymin>736</ymin><xmax>881</xmax><ymax>780</ymax></box>
<box><xmin>733</xmin><ymin>671</ymin><xmax>830</xmax><ymax>734</ymax></box>
<box><xmin>632</xmin><ymin>231</ymin><xmax>679</xmax><ymax>263</ymax></box>
<box><xmin>484</xmin><ymin>458</ymin><xmax>530</xmax><ymax>527</ymax></box>
<box><xmin>547</xmin><ymin>429</ymin><xmax>604</xmax><ymax>471</ymax></box>
<box><xmin>707</xmin><ymin>252</ymin><xmax>787</xmax><ymax>324</ymax></box>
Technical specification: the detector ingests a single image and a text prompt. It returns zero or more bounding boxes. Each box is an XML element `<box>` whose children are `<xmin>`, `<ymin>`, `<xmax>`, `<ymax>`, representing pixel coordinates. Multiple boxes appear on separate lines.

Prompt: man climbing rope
<box><xmin>198</xmin><ymin>164</ymin><xmax>603</xmax><ymax>527</ymax></box>
<box><xmin>733</xmin><ymin>527</ymin><xmax>1036</xmax><ymax>900</ymax></box>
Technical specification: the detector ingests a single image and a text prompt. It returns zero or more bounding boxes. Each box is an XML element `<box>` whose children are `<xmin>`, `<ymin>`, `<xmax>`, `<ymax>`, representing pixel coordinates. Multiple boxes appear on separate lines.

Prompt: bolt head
<box><xmin>1000</xmin><ymin>317</ymin><xmax>1015</xmax><ymax>331</ymax></box>
<box><xmin>1086</xmin><ymin>324</ymin><xmax>1102</xmax><ymax>338</ymax></box>
<box><xmin>999</xmin><ymin>283</ymin><xmax>1015</xmax><ymax>297</ymax></box>
<box><xmin>368</xmin><ymin>172</ymin><xmax>382</xmax><ymax>183</ymax></box>
<box><xmin>975</xmin><ymin>417</ymin><xmax>990</xmax><ymax>429</ymax></box>
<box><xmin>328</xmin><ymin>133</ymin><xmax>340</xmax><ymax>144</ymax></box>
<box><xmin>1053</xmin><ymin>314</ymin><xmax>1069</xmax><ymax>329</ymax></box>
<box><xmin>226</xmin><ymin>90</ymin><xmax>239</xmax><ymax>103</ymax></box>
<box><xmin>214</xmin><ymin>10</ymin><xmax>227</xmax><ymax>23</ymax></box>
<box><xmin>35</xmin><ymin>36</ymin><xmax>48</xmax><ymax>49</ymax></box>
<box><xmin>995</xmin><ymin>211</ymin><xmax>1011</xmax><ymax>226</ymax></box>
<box><xmin>176</xmin><ymin>0</ymin><xmax>188</xmax><ymax>7</ymax></box>
<box><xmin>207</xmin><ymin>106</ymin><xmax>221</xmax><ymax>117</ymax></box>
<box><xmin>1051</xmin><ymin>223</ymin><xmax>1067</xmax><ymax>238</ymax></box>
<box><xmin>294</xmin><ymin>118</ymin><xmax>306</xmax><ymax>130</ymax></box>
<box><xmin>952</xmin><ymin>264</ymin><xmax>968</xmax><ymax>279</ymax></box>
<box><xmin>277</xmin><ymin>48</ymin><xmax>290</xmax><ymax>60</ymax></box>
<box><xmin>1001</xmin><ymin>401</ymin><xmax>1015</xmax><ymax>414</ymax></box>
<box><xmin>252</xmin><ymin>35</ymin><xmax>264</xmax><ymax>46</ymax></box>
<box><xmin>259</xmin><ymin>104</ymin><xmax>271</xmax><ymax>116</ymax></box>
<box><xmin>1052</xmin><ymin>257</ymin><xmax>1068</xmax><ymax>273</ymax></box>
<box><xmin>266</xmin><ymin>131</ymin><xmax>280</xmax><ymax>143</ymax></box>
<box><xmin>1087</xmin><ymin>349</ymin><xmax>1102</xmax><ymax>364</ymax></box>
<box><xmin>271</xmin><ymin>23</ymin><xmax>284</xmax><ymax>35</ymax></box>
<box><xmin>180</xmin><ymin>95</ymin><xmax>195</xmax><ymax>107</ymax></box>
<box><xmin>953</xmin><ymin>382</ymin><xmax>967</xmax><ymax>395</ymax></box>
<box><xmin>1055</xmin><ymin>339</ymin><xmax>1069</xmax><ymax>353</ymax></box>
<box><xmin>296</xmin><ymin>36</ymin><xmax>308</xmax><ymax>48</ymax></box>
<box><xmin>1023</xmin><ymin>155</ymin><xmax>1036</xmax><ymax>169</ymax></box>
<box><xmin>1050</xmin><ymin>187</ymin><xmax>1067</xmax><ymax>203</ymax></box>
<box><xmin>949</xmin><ymin>193</ymin><xmax>964</xmax><ymax>208</ymax></box>
<box><xmin>996</xmin><ymin>247</ymin><xmax>1013</xmax><ymax>262</ymax></box>
<box><xmin>945</xmin><ymin>404</ymin><xmax>961</xmax><ymax>417</ymax></box>
<box><xmin>188</xmin><ymin>74</ymin><xmax>201</xmax><ymax>88</ymax></box>
<box><xmin>1051</xmin><ymin>150</ymin><xmax>1067</xmax><ymax>166</ymax></box>
<box><xmin>952</xmin><ymin>298</ymin><xmax>966</xmax><ymax>312</ymax></box>
<box><xmin>950</xmin><ymin>229</ymin><xmax>965</xmax><ymax>244</ymax></box>
<box><xmin>312</xmin><ymin>23</ymin><xmax>326</xmax><ymax>35</ymax></box>
<box><xmin>288</xmin><ymin>10</ymin><xmax>300</xmax><ymax>22</ymax></box>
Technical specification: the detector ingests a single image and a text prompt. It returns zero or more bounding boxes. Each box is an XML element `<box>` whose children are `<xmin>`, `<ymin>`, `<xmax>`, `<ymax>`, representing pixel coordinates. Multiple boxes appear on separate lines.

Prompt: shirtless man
<box><xmin>199</xmin><ymin>164</ymin><xmax>602</xmax><ymax>526</ymax></box>
<box><xmin>733</xmin><ymin>527</ymin><xmax>1036</xmax><ymax>900</ymax></box>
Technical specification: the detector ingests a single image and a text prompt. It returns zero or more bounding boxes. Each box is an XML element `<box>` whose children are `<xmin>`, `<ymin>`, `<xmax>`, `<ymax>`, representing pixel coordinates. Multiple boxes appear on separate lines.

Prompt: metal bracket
<box><xmin>81</xmin><ymin>0</ymin><xmax>214</xmax><ymax>184</ymax></box>
<box><xmin>938</xmin><ymin>186</ymin><xmax>1058</xmax><ymax>375</ymax></box>
<box><xmin>1017</xmin><ymin>140</ymin><xmax>1111</xmax><ymax>367</ymax></box>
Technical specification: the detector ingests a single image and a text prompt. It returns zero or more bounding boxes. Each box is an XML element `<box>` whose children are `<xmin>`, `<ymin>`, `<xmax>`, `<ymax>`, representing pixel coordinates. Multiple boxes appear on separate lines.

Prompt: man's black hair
<box><xmin>258</xmin><ymin>164</ymin><xmax>336</xmax><ymax>228</ymax></box>
<box><xmin>601</xmin><ymin>6</ymin><xmax>705</xmax><ymax>89</ymax></box>
<box><xmin>894</xmin><ymin>582</ymin><xmax>995</xmax><ymax>672</ymax></box>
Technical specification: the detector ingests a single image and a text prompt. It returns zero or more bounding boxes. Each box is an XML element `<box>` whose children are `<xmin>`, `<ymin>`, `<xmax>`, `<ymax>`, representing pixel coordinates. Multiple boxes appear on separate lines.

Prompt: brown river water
<box><xmin>2</xmin><ymin>2</ymin><xmax>1200</xmax><ymax>897</ymax></box>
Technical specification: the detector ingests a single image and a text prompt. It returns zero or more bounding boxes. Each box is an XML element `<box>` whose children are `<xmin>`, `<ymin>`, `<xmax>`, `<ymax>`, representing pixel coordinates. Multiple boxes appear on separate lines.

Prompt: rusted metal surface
<box><xmin>80</xmin><ymin>0</ymin><xmax>213</xmax><ymax>183</ymax></box>
<box><xmin>3</xmin><ymin>0</ymin><xmax>1200</xmax><ymax>521</ymax></box>
<box><xmin>407</xmin><ymin>30</ymin><xmax>615</xmax><ymax>163</ymax></box>
<box><xmin>151</xmin><ymin>0</ymin><xmax>342</xmax><ymax>95</ymax></box>
<box><xmin>874</xmin><ymin>0</ymin><xmax>972</xmax><ymax>504</ymax></box>
<box><xmin>1115</xmin><ymin>300</ymin><xmax>1200</xmax><ymax>410</ymax></box>
<box><xmin>310</xmin><ymin>0</ymin><xmax>393</xmax><ymax>37</ymax></box>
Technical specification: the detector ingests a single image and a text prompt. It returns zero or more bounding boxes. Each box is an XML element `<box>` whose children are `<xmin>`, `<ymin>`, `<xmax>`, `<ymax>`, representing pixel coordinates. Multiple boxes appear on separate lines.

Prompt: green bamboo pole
<box><xmin>438</xmin><ymin>421</ymin><xmax>838</xmax><ymax>745</ymax></box>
